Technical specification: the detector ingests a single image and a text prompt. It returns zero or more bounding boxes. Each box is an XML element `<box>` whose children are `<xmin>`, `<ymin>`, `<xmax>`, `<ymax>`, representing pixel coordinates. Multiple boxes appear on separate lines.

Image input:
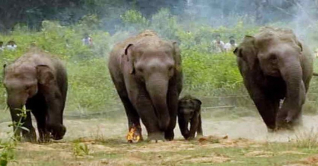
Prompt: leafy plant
<box><xmin>0</xmin><ymin>107</ymin><xmax>30</xmax><ymax>166</ymax></box>
<box><xmin>72</xmin><ymin>142</ymin><xmax>90</xmax><ymax>157</ymax></box>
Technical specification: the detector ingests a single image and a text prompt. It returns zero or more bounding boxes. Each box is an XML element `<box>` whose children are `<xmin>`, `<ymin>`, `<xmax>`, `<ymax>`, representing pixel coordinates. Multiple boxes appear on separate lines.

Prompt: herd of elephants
<box><xmin>2</xmin><ymin>26</ymin><xmax>317</xmax><ymax>143</ymax></box>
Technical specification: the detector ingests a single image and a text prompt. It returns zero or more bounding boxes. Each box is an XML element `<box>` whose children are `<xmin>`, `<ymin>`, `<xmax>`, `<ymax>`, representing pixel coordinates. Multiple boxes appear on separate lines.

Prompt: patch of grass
<box><xmin>294</xmin><ymin>129</ymin><xmax>318</xmax><ymax>149</ymax></box>
<box><xmin>72</xmin><ymin>142</ymin><xmax>90</xmax><ymax>157</ymax></box>
<box><xmin>0</xmin><ymin>107</ymin><xmax>30</xmax><ymax>166</ymax></box>
<box><xmin>8</xmin><ymin>137</ymin><xmax>318</xmax><ymax>166</ymax></box>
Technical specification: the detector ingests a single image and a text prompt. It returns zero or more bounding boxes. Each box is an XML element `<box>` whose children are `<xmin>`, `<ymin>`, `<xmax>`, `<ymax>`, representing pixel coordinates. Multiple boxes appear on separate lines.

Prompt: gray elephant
<box><xmin>108</xmin><ymin>30</ymin><xmax>183</xmax><ymax>142</ymax></box>
<box><xmin>3</xmin><ymin>47</ymin><xmax>68</xmax><ymax>142</ymax></box>
<box><xmin>234</xmin><ymin>27</ymin><xmax>313</xmax><ymax>131</ymax></box>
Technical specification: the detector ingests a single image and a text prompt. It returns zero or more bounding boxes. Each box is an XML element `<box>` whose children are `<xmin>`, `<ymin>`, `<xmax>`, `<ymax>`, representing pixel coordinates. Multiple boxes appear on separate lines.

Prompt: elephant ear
<box><xmin>124</xmin><ymin>44</ymin><xmax>135</xmax><ymax>74</ymax></box>
<box><xmin>36</xmin><ymin>65</ymin><xmax>55</xmax><ymax>85</ymax></box>
<box><xmin>193</xmin><ymin>99</ymin><xmax>202</xmax><ymax>106</ymax></box>
<box><xmin>296</xmin><ymin>40</ymin><xmax>303</xmax><ymax>52</ymax></box>
<box><xmin>172</xmin><ymin>41</ymin><xmax>182</xmax><ymax>72</ymax></box>
<box><xmin>234</xmin><ymin>35</ymin><xmax>258</xmax><ymax>70</ymax></box>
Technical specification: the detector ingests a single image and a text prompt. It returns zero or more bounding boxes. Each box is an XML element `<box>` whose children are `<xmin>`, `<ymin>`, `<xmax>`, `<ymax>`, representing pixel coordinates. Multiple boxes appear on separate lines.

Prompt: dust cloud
<box><xmin>1</xmin><ymin>114</ymin><xmax>318</xmax><ymax>143</ymax></box>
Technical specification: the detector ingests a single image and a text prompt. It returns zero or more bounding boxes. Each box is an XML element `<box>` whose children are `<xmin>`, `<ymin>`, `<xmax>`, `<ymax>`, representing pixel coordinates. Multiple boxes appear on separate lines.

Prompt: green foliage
<box><xmin>120</xmin><ymin>10</ymin><xmax>149</xmax><ymax>31</ymax></box>
<box><xmin>66</xmin><ymin>59</ymin><xmax>118</xmax><ymax>112</ymax></box>
<box><xmin>78</xmin><ymin>14</ymin><xmax>101</xmax><ymax>31</ymax></box>
<box><xmin>182</xmin><ymin>50</ymin><xmax>242</xmax><ymax>92</ymax></box>
<box><xmin>150</xmin><ymin>8</ymin><xmax>180</xmax><ymax>40</ymax></box>
<box><xmin>0</xmin><ymin>107</ymin><xmax>30</xmax><ymax>166</ymax></box>
<box><xmin>72</xmin><ymin>142</ymin><xmax>90</xmax><ymax>157</ymax></box>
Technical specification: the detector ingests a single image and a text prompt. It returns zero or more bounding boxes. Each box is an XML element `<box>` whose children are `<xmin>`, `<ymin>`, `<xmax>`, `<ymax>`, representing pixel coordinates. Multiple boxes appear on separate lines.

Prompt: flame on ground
<box><xmin>126</xmin><ymin>125</ymin><xmax>142</xmax><ymax>143</ymax></box>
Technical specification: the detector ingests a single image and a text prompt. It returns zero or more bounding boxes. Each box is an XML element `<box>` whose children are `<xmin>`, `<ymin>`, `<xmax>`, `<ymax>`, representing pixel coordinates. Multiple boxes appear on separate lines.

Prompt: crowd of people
<box><xmin>212</xmin><ymin>34</ymin><xmax>237</xmax><ymax>53</ymax></box>
<box><xmin>0</xmin><ymin>40</ymin><xmax>17</xmax><ymax>51</ymax></box>
<box><xmin>1</xmin><ymin>33</ymin><xmax>237</xmax><ymax>54</ymax></box>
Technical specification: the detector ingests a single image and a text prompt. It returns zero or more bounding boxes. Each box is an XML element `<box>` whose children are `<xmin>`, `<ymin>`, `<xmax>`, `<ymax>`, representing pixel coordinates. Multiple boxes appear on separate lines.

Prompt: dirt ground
<box><xmin>1</xmin><ymin>114</ymin><xmax>318</xmax><ymax>166</ymax></box>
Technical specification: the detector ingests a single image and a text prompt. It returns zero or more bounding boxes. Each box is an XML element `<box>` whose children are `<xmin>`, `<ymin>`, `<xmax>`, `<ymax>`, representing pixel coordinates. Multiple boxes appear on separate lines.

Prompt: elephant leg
<box><xmin>20</xmin><ymin>108</ymin><xmax>36</xmax><ymax>142</ymax></box>
<box><xmin>253</xmin><ymin>96</ymin><xmax>279</xmax><ymax>131</ymax></box>
<box><xmin>27</xmin><ymin>95</ymin><xmax>49</xmax><ymax>142</ymax></box>
<box><xmin>111</xmin><ymin>76</ymin><xmax>143</xmax><ymax>142</ymax></box>
<box><xmin>33</xmin><ymin>110</ymin><xmax>50</xmax><ymax>143</ymax></box>
<box><xmin>165</xmin><ymin>90</ymin><xmax>179</xmax><ymax>141</ymax></box>
<box><xmin>244</xmin><ymin>78</ymin><xmax>278</xmax><ymax>131</ymax></box>
<box><xmin>178</xmin><ymin>115</ymin><xmax>190</xmax><ymax>139</ymax></box>
<box><xmin>32</xmin><ymin>107</ymin><xmax>50</xmax><ymax>142</ymax></box>
<box><xmin>134</xmin><ymin>94</ymin><xmax>164</xmax><ymax>141</ymax></box>
<box><xmin>197</xmin><ymin>115</ymin><xmax>203</xmax><ymax>136</ymax></box>
<box><xmin>188</xmin><ymin>116</ymin><xmax>199</xmax><ymax>140</ymax></box>
<box><xmin>119</xmin><ymin>95</ymin><xmax>143</xmax><ymax>142</ymax></box>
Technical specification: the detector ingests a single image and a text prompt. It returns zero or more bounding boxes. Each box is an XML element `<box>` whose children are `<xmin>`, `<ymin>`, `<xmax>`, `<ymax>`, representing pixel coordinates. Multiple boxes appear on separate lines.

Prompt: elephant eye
<box><xmin>138</xmin><ymin>68</ymin><xmax>143</xmax><ymax>73</ymax></box>
<box><xmin>269</xmin><ymin>53</ymin><xmax>277</xmax><ymax>60</ymax></box>
<box><xmin>25</xmin><ymin>86</ymin><xmax>32</xmax><ymax>91</ymax></box>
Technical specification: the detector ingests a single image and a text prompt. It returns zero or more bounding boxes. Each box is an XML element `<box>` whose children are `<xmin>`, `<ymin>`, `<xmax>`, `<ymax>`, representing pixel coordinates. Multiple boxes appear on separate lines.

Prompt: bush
<box><xmin>0</xmin><ymin>17</ymin><xmax>254</xmax><ymax>115</ymax></box>
<box><xmin>3</xmin><ymin>9</ymin><xmax>317</xmax><ymax>117</ymax></box>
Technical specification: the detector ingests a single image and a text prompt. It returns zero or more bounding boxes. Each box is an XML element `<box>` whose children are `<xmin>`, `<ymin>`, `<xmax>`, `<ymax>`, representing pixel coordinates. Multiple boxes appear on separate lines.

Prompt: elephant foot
<box><xmin>276</xmin><ymin>117</ymin><xmax>303</xmax><ymax>132</ymax></box>
<box><xmin>38</xmin><ymin>131</ymin><xmax>51</xmax><ymax>143</ymax></box>
<box><xmin>197</xmin><ymin>133</ymin><xmax>204</xmax><ymax>138</ymax></box>
<box><xmin>164</xmin><ymin>131</ymin><xmax>174</xmax><ymax>141</ymax></box>
<box><xmin>267</xmin><ymin>128</ymin><xmax>276</xmax><ymax>133</ymax></box>
<box><xmin>186</xmin><ymin>135</ymin><xmax>196</xmax><ymax>140</ymax></box>
<box><xmin>22</xmin><ymin>127</ymin><xmax>37</xmax><ymax>142</ymax></box>
<box><xmin>127</xmin><ymin>124</ymin><xmax>143</xmax><ymax>143</ymax></box>
<box><xmin>147</xmin><ymin>132</ymin><xmax>165</xmax><ymax>142</ymax></box>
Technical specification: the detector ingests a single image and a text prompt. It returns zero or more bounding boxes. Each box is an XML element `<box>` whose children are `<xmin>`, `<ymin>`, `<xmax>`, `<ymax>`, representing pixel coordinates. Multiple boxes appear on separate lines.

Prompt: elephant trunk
<box><xmin>7</xmin><ymin>93</ymin><xmax>28</xmax><ymax>112</ymax></box>
<box><xmin>178</xmin><ymin>115</ymin><xmax>190</xmax><ymax>139</ymax></box>
<box><xmin>146</xmin><ymin>74</ymin><xmax>170</xmax><ymax>131</ymax></box>
<box><xmin>279</xmin><ymin>57</ymin><xmax>305</xmax><ymax>123</ymax></box>
<box><xmin>7</xmin><ymin>93</ymin><xmax>28</xmax><ymax>126</ymax></box>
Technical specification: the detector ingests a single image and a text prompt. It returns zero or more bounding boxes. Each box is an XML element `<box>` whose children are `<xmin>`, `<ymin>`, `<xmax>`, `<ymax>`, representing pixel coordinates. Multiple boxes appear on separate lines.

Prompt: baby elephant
<box><xmin>178</xmin><ymin>95</ymin><xmax>203</xmax><ymax>140</ymax></box>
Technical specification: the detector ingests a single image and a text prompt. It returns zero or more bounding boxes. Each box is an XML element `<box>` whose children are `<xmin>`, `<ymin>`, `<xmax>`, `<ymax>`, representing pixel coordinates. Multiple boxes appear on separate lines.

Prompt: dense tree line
<box><xmin>0</xmin><ymin>0</ymin><xmax>318</xmax><ymax>32</ymax></box>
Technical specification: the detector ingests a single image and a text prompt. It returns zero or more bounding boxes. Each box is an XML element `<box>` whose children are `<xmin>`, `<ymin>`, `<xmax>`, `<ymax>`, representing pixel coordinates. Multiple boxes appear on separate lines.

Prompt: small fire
<box><xmin>126</xmin><ymin>125</ymin><xmax>142</xmax><ymax>143</ymax></box>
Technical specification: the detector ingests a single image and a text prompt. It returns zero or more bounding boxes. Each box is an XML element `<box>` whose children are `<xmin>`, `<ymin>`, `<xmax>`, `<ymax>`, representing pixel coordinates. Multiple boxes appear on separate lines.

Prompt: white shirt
<box><xmin>224</xmin><ymin>43</ymin><xmax>237</xmax><ymax>52</ymax></box>
<box><xmin>6</xmin><ymin>45</ymin><xmax>17</xmax><ymax>51</ymax></box>
<box><xmin>213</xmin><ymin>40</ymin><xmax>225</xmax><ymax>53</ymax></box>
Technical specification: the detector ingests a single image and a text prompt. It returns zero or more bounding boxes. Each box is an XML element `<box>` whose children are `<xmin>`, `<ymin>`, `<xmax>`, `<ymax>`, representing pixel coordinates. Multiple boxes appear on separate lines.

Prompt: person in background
<box><xmin>0</xmin><ymin>41</ymin><xmax>4</xmax><ymax>51</ymax></box>
<box><xmin>82</xmin><ymin>33</ymin><xmax>93</xmax><ymax>46</ymax></box>
<box><xmin>6</xmin><ymin>40</ymin><xmax>17</xmax><ymax>51</ymax></box>
<box><xmin>315</xmin><ymin>48</ymin><xmax>318</xmax><ymax>58</ymax></box>
<box><xmin>224</xmin><ymin>36</ymin><xmax>238</xmax><ymax>52</ymax></box>
<box><xmin>213</xmin><ymin>34</ymin><xmax>225</xmax><ymax>53</ymax></box>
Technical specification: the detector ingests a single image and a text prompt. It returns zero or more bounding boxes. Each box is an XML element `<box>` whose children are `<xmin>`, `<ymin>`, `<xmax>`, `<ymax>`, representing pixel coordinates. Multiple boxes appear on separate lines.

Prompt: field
<box><xmin>2</xmin><ymin>8</ymin><xmax>318</xmax><ymax>166</ymax></box>
<box><xmin>2</xmin><ymin>113</ymin><xmax>318</xmax><ymax>166</ymax></box>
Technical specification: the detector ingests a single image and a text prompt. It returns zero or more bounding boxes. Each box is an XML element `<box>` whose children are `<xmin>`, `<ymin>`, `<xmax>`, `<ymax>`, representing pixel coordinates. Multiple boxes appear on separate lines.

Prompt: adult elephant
<box><xmin>3</xmin><ymin>47</ymin><xmax>68</xmax><ymax>142</ymax></box>
<box><xmin>108</xmin><ymin>30</ymin><xmax>183</xmax><ymax>142</ymax></box>
<box><xmin>234</xmin><ymin>27</ymin><xmax>313</xmax><ymax>131</ymax></box>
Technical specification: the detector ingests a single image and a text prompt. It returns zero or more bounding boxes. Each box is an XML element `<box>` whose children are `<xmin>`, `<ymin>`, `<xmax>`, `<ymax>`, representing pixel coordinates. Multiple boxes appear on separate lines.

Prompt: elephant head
<box><xmin>3</xmin><ymin>64</ymin><xmax>54</xmax><ymax>110</ymax></box>
<box><xmin>234</xmin><ymin>27</ymin><xmax>307</xmax><ymax>128</ymax></box>
<box><xmin>234</xmin><ymin>28</ymin><xmax>303</xmax><ymax>76</ymax></box>
<box><xmin>124</xmin><ymin>40</ymin><xmax>181</xmax><ymax>131</ymax></box>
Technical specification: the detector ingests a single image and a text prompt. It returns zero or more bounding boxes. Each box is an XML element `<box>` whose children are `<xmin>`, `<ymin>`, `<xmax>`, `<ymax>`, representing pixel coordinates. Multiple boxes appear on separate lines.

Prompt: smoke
<box><xmin>290</xmin><ymin>0</ymin><xmax>318</xmax><ymax>45</ymax></box>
